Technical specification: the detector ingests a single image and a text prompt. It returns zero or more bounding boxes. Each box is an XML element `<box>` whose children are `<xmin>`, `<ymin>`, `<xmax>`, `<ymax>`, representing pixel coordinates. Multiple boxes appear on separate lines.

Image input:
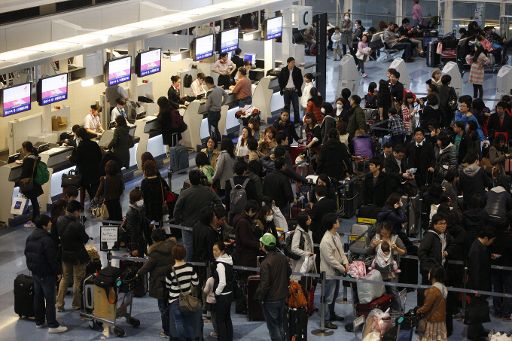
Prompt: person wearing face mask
<box><xmin>125</xmin><ymin>187</ymin><xmax>148</xmax><ymax>257</ymax></box>
<box><xmin>254</xmin><ymin>205</ymin><xmax>278</xmax><ymax>241</ymax></box>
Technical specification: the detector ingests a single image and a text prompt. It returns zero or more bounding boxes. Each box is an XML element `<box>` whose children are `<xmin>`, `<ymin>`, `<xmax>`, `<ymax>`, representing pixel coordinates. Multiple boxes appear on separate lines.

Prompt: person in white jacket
<box><xmin>331</xmin><ymin>27</ymin><xmax>342</xmax><ymax>61</ymax></box>
<box><xmin>212</xmin><ymin>242</ymin><xmax>234</xmax><ymax>341</ymax></box>
<box><xmin>300</xmin><ymin>73</ymin><xmax>315</xmax><ymax>110</ymax></box>
<box><xmin>320</xmin><ymin>213</ymin><xmax>349</xmax><ymax>329</ymax></box>
<box><xmin>290</xmin><ymin>212</ymin><xmax>315</xmax><ymax>280</ymax></box>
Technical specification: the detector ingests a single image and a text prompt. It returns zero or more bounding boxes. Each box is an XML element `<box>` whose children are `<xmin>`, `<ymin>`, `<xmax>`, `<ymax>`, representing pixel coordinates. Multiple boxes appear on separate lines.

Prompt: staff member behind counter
<box><xmin>84</xmin><ymin>104</ymin><xmax>104</xmax><ymax>136</ymax></box>
<box><xmin>191</xmin><ymin>73</ymin><xmax>208</xmax><ymax>98</ymax></box>
<box><xmin>168</xmin><ymin>75</ymin><xmax>187</xmax><ymax>109</ymax></box>
<box><xmin>213</xmin><ymin>52</ymin><xmax>235</xmax><ymax>90</ymax></box>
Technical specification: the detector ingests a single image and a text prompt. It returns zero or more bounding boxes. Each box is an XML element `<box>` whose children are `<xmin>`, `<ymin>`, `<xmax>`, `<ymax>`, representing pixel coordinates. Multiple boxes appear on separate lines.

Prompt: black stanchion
<box><xmin>311</xmin><ymin>271</ymin><xmax>334</xmax><ymax>337</ymax></box>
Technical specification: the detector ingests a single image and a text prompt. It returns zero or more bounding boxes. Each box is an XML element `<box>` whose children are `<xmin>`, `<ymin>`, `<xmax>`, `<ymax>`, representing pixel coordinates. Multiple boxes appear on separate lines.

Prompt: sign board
<box><xmin>100</xmin><ymin>225</ymin><xmax>118</xmax><ymax>251</ymax></box>
<box><xmin>298</xmin><ymin>7</ymin><xmax>313</xmax><ymax>30</ymax></box>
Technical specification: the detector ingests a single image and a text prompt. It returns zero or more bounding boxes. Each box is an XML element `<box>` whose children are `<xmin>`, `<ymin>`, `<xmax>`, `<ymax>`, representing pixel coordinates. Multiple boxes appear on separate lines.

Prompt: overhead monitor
<box><xmin>37</xmin><ymin>73</ymin><xmax>68</xmax><ymax>106</ymax></box>
<box><xmin>265</xmin><ymin>16</ymin><xmax>283</xmax><ymax>40</ymax></box>
<box><xmin>194</xmin><ymin>34</ymin><xmax>214</xmax><ymax>61</ymax></box>
<box><xmin>2</xmin><ymin>82</ymin><xmax>31</xmax><ymax>116</ymax></box>
<box><xmin>106</xmin><ymin>56</ymin><xmax>132</xmax><ymax>86</ymax></box>
<box><xmin>220</xmin><ymin>28</ymin><xmax>239</xmax><ymax>53</ymax></box>
<box><xmin>136</xmin><ymin>49</ymin><xmax>162</xmax><ymax>77</ymax></box>
<box><xmin>243</xmin><ymin>53</ymin><xmax>256</xmax><ymax>67</ymax></box>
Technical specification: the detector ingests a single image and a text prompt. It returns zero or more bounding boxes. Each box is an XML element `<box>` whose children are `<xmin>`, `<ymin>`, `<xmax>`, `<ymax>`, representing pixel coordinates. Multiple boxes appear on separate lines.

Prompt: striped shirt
<box><xmin>165</xmin><ymin>263</ymin><xmax>199</xmax><ymax>303</ymax></box>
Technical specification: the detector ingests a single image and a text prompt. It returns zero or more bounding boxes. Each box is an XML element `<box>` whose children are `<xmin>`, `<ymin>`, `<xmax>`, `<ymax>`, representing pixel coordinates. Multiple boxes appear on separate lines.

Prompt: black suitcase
<box><xmin>426</xmin><ymin>40</ymin><xmax>440</xmax><ymax>67</ymax></box>
<box><xmin>170</xmin><ymin>145</ymin><xmax>189</xmax><ymax>174</ymax></box>
<box><xmin>119</xmin><ymin>260</ymin><xmax>147</xmax><ymax>298</ymax></box>
<box><xmin>247</xmin><ymin>275</ymin><xmax>265</xmax><ymax>321</ymax></box>
<box><xmin>288</xmin><ymin>307</ymin><xmax>308</xmax><ymax>340</ymax></box>
<box><xmin>14</xmin><ymin>274</ymin><xmax>34</xmax><ymax>318</ymax></box>
<box><xmin>339</xmin><ymin>178</ymin><xmax>362</xmax><ymax>218</ymax></box>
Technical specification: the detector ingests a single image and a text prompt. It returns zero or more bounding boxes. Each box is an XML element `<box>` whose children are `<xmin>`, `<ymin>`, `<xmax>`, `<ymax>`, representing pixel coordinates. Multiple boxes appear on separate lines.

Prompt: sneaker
<box><xmin>48</xmin><ymin>326</ymin><xmax>68</xmax><ymax>334</ymax></box>
<box><xmin>330</xmin><ymin>314</ymin><xmax>345</xmax><ymax>322</ymax></box>
<box><xmin>362</xmin><ymin>73</ymin><xmax>368</xmax><ymax>78</ymax></box>
<box><xmin>36</xmin><ymin>323</ymin><xmax>46</xmax><ymax>329</ymax></box>
<box><xmin>159</xmin><ymin>330</ymin><xmax>169</xmax><ymax>338</ymax></box>
<box><xmin>325</xmin><ymin>321</ymin><xmax>338</xmax><ymax>329</ymax></box>
<box><xmin>24</xmin><ymin>221</ymin><xmax>36</xmax><ymax>228</ymax></box>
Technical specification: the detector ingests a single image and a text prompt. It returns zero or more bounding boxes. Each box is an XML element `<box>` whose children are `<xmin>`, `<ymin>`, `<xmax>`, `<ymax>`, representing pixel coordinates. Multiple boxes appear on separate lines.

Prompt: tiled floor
<box><xmin>1</xmin><ymin>52</ymin><xmax>512</xmax><ymax>340</ymax></box>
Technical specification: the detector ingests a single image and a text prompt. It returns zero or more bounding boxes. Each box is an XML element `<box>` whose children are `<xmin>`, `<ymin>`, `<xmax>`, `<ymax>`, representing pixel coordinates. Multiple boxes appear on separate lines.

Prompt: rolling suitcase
<box><xmin>355</xmin><ymin>293</ymin><xmax>393</xmax><ymax>317</ymax></box>
<box><xmin>82</xmin><ymin>275</ymin><xmax>96</xmax><ymax>314</ymax></box>
<box><xmin>119</xmin><ymin>260</ymin><xmax>147</xmax><ymax>298</ymax></box>
<box><xmin>169</xmin><ymin>133</ymin><xmax>189</xmax><ymax>174</ymax></box>
<box><xmin>247</xmin><ymin>275</ymin><xmax>265</xmax><ymax>321</ymax></box>
<box><xmin>426</xmin><ymin>40</ymin><xmax>440</xmax><ymax>67</ymax></box>
<box><xmin>14</xmin><ymin>274</ymin><xmax>34</xmax><ymax>318</ymax></box>
<box><xmin>288</xmin><ymin>307</ymin><xmax>308</xmax><ymax>340</ymax></box>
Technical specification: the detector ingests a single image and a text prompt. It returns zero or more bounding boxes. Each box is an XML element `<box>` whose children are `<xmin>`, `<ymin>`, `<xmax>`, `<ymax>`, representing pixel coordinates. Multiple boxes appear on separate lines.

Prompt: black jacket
<box><xmin>192</xmin><ymin>221</ymin><xmax>223</xmax><ymax>263</ymax></box>
<box><xmin>467</xmin><ymin>239</ymin><xmax>492</xmax><ymax>291</ymax></box>
<box><xmin>25</xmin><ymin>228</ymin><xmax>59</xmax><ymax>277</ymax></box>
<box><xmin>263</xmin><ymin>169</ymin><xmax>294</xmax><ymax>209</ymax></box>
<box><xmin>459</xmin><ymin>165</ymin><xmax>492</xmax><ymax>205</ymax></box>
<box><xmin>57</xmin><ymin>215</ymin><xmax>90</xmax><ymax>265</ymax></box>
<box><xmin>421</xmin><ymin>106</ymin><xmax>441</xmax><ymax>129</ymax></box>
<box><xmin>167</xmin><ymin>86</ymin><xmax>183</xmax><ymax>109</ymax></box>
<box><xmin>125</xmin><ymin>204</ymin><xmax>147</xmax><ymax>253</ymax></box>
<box><xmin>231</xmin><ymin>55</ymin><xmax>244</xmax><ymax>77</ymax></box>
<box><xmin>141</xmin><ymin>176</ymin><xmax>168</xmax><ymax>222</ymax></box>
<box><xmin>418</xmin><ymin>230</ymin><xmax>450</xmax><ymax>274</ymax></box>
<box><xmin>158</xmin><ymin>108</ymin><xmax>182</xmax><ymax>145</ymax></box>
<box><xmin>389</xmin><ymin>81</ymin><xmax>404</xmax><ymax>102</ymax></box>
<box><xmin>317</xmin><ymin>138</ymin><xmax>352</xmax><ymax>180</ymax></box>
<box><xmin>233</xmin><ymin>214</ymin><xmax>262</xmax><ymax>268</ymax></box>
<box><xmin>488</xmin><ymin>113</ymin><xmax>512</xmax><ymax>140</ymax></box>
<box><xmin>384</xmin><ymin>156</ymin><xmax>407</xmax><ymax>193</ymax></box>
<box><xmin>173</xmin><ymin>184</ymin><xmax>222</xmax><ymax>227</ymax></box>
<box><xmin>73</xmin><ymin>139</ymin><xmax>102</xmax><ymax>186</ymax></box>
<box><xmin>137</xmin><ymin>239</ymin><xmax>175</xmax><ymax>299</ymax></box>
<box><xmin>363</xmin><ymin>172</ymin><xmax>390</xmax><ymax>208</ymax></box>
<box><xmin>273</xmin><ymin>119</ymin><xmax>300</xmax><ymax>144</ymax></box>
<box><xmin>19</xmin><ymin>154</ymin><xmax>43</xmax><ymax>198</ymax></box>
<box><xmin>278</xmin><ymin>66</ymin><xmax>303</xmax><ymax>96</ymax></box>
<box><xmin>438</xmin><ymin>84</ymin><xmax>457</xmax><ymax>126</ymax></box>
<box><xmin>311</xmin><ymin>197</ymin><xmax>337</xmax><ymax>244</ymax></box>
<box><xmin>224</xmin><ymin>175</ymin><xmax>258</xmax><ymax>212</ymax></box>
<box><xmin>377</xmin><ymin>206</ymin><xmax>407</xmax><ymax>235</ymax></box>
<box><xmin>406</xmin><ymin>140</ymin><xmax>435</xmax><ymax>188</ymax></box>
<box><xmin>257</xmin><ymin>250</ymin><xmax>292</xmax><ymax>301</ymax></box>
<box><xmin>108</xmin><ymin>125</ymin><xmax>133</xmax><ymax>169</ymax></box>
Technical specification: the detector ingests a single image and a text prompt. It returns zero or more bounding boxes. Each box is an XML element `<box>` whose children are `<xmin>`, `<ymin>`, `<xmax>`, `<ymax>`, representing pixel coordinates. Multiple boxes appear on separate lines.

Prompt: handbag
<box><xmin>464</xmin><ymin>296</ymin><xmax>491</xmax><ymax>325</ymax></box>
<box><xmin>19</xmin><ymin>156</ymin><xmax>38</xmax><ymax>193</ymax></box>
<box><xmin>11</xmin><ymin>195</ymin><xmax>28</xmax><ymax>215</ymax></box>
<box><xmin>61</xmin><ymin>169</ymin><xmax>82</xmax><ymax>187</ymax></box>
<box><xmin>172</xmin><ymin>267</ymin><xmax>201</xmax><ymax>314</ymax></box>
<box><xmin>94</xmin><ymin>177</ymin><xmax>109</xmax><ymax>220</ymax></box>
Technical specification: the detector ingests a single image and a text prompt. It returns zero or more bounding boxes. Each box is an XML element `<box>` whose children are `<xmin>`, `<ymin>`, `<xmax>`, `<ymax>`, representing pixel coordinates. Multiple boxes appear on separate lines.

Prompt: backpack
<box><xmin>283</xmin><ymin>229</ymin><xmax>305</xmax><ymax>260</ymax></box>
<box><xmin>34</xmin><ymin>160</ymin><xmax>49</xmax><ymax>185</ymax></box>
<box><xmin>288</xmin><ymin>280</ymin><xmax>308</xmax><ymax>308</ymax></box>
<box><xmin>183</xmin><ymin>74</ymin><xmax>193</xmax><ymax>88</ymax></box>
<box><xmin>229</xmin><ymin>178</ymin><xmax>250</xmax><ymax>214</ymax></box>
<box><xmin>171</xmin><ymin>109</ymin><xmax>188</xmax><ymax>133</ymax></box>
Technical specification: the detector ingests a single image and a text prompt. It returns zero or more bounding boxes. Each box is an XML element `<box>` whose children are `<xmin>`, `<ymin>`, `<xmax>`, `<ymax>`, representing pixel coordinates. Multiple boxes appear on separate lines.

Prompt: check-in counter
<box><xmin>252</xmin><ymin>76</ymin><xmax>283</xmax><ymax>122</ymax></box>
<box><xmin>1</xmin><ymin>146</ymin><xmax>74</xmax><ymax>226</ymax></box>
<box><xmin>134</xmin><ymin>116</ymin><xmax>166</xmax><ymax>170</ymax></box>
<box><xmin>98</xmin><ymin>126</ymin><xmax>139</xmax><ymax>169</ymax></box>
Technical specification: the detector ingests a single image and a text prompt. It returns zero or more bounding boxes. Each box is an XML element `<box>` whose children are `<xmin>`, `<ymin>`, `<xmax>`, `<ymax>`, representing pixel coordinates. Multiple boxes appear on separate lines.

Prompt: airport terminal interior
<box><xmin>0</xmin><ymin>0</ymin><xmax>512</xmax><ymax>340</ymax></box>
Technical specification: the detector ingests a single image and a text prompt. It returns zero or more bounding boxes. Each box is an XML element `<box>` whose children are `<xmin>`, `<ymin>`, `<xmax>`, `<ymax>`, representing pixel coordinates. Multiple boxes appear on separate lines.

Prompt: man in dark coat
<box><xmin>72</xmin><ymin>128</ymin><xmax>102</xmax><ymax>204</ymax></box>
<box><xmin>406</xmin><ymin>128</ymin><xmax>435</xmax><ymax>189</ymax></box>
<box><xmin>278</xmin><ymin>57</ymin><xmax>303</xmax><ymax>123</ymax></box>
<box><xmin>55</xmin><ymin>200</ymin><xmax>90</xmax><ymax>312</ymax></box>
<box><xmin>487</xmin><ymin>101</ymin><xmax>512</xmax><ymax>142</ymax></box>
<box><xmin>263</xmin><ymin>158</ymin><xmax>294</xmax><ymax>214</ymax></box>
<box><xmin>24</xmin><ymin>214</ymin><xmax>67</xmax><ymax>333</ymax></box>
<box><xmin>317</xmin><ymin>129</ymin><xmax>352</xmax><ymax>180</ymax></box>
<box><xmin>310</xmin><ymin>185</ymin><xmax>337</xmax><ymax>244</ymax></box>
<box><xmin>363</xmin><ymin>157</ymin><xmax>390</xmax><ymax>208</ymax></box>
<box><xmin>466</xmin><ymin>227</ymin><xmax>496</xmax><ymax>341</ymax></box>
<box><xmin>384</xmin><ymin>144</ymin><xmax>413</xmax><ymax>193</ymax></box>
<box><xmin>167</xmin><ymin>75</ymin><xmax>184</xmax><ymax>109</ymax></box>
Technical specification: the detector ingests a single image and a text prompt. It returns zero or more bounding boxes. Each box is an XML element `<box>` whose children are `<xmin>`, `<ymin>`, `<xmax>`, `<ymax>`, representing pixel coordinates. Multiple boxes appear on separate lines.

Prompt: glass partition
<box><xmin>352</xmin><ymin>0</ymin><xmax>396</xmax><ymax>29</ymax></box>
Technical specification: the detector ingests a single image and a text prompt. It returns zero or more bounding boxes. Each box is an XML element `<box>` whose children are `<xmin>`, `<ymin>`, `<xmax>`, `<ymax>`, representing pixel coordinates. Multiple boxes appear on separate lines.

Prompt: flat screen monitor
<box><xmin>136</xmin><ymin>49</ymin><xmax>161</xmax><ymax>77</ymax></box>
<box><xmin>243</xmin><ymin>53</ymin><xmax>256</xmax><ymax>66</ymax></box>
<box><xmin>220</xmin><ymin>28</ymin><xmax>239</xmax><ymax>53</ymax></box>
<box><xmin>194</xmin><ymin>34</ymin><xmax>214</xmax><ymax>61</ymax></box>
<box><xmin>106</xmin><ymin>56</ymin><xmax>132</xmax><ymax>86</ymax></box>
<box><xmin>37</xmin><ymin>73</ymin><xmax>68</xmax><ymax>106</ymax></box>
<box><xmin>265</xmin><ymin>16</ymin><xmax>283</xmax><ymax>40</ymax></box>
<box><xmin>2</xmin><ymin>82</ymin><xmax>31</xmax><ymax>116</ymax></box>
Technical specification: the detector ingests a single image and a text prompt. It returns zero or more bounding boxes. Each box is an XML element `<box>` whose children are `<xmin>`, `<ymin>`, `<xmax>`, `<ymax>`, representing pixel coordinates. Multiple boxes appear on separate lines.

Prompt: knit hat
<box><xmin>259</xmin><ymin>233</ymin><xmax>276</xmax><ymax>247</ymax></box>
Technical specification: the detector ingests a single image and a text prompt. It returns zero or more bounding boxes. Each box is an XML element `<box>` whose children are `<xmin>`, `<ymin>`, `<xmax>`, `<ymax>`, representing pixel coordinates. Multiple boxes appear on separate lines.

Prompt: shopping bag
<box><xmin>11</xmin><ymin>196</ymin><xmax>27</xmax><ymax>215</ymax></box>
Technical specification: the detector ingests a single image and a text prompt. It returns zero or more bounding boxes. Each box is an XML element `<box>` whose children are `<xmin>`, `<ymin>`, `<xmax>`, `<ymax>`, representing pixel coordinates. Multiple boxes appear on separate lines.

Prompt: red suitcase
<box><xmin>355</xmin><ymin>293</ymin><xmax>393</xmax><ymax>317</ymax></box>
<box><xmin>289</xmin><ymin>145</ymin><xmax>307</xmax><ymax>165</ymax></box>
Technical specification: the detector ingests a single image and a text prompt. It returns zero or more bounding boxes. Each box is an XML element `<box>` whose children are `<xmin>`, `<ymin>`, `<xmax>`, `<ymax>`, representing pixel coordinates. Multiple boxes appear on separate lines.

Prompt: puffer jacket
<box><xmin>57</xmin><ymin>215</ymin><xmax>90</xmax><ymax>265</ymax></box>
<box><xmin>485</xmin><ymin>186</ymin><xmax>512</xmax><ymax>226</ymax></box>
<box><xmin>137</xmin><ymin>238</ymin><xmax>176</xmax><ymax>299</ymax></box>
<box><xmin>459</xmin><ymin>163</ymin><xmax>492</xmax><ymax>205</ymax></box>
<box><xmin>24</xmin><ymin>228</ymin><xmax>59</xmax><ymax>277</ymax></box>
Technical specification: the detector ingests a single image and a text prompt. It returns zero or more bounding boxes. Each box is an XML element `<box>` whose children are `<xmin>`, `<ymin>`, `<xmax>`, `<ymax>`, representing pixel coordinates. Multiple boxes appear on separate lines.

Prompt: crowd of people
<box><xmin>17</xmin><ymin>5</ymin><xmax>512</xmax><ymax>341</ymax></box>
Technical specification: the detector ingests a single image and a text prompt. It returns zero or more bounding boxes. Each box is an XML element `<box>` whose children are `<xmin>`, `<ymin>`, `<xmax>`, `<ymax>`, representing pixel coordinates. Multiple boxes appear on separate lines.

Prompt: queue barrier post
<box><xmin>311</xmin><ymin>271</ymin><xmax>334</xmax><ymax>337</ymax></box>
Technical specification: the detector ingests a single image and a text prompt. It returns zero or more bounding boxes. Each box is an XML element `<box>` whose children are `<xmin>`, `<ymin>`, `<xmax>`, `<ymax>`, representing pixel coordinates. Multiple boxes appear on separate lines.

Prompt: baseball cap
<box><xmin>259</xmin><ymin>233</ymin><xmax>276</xmax><ymax>247</ymax></box>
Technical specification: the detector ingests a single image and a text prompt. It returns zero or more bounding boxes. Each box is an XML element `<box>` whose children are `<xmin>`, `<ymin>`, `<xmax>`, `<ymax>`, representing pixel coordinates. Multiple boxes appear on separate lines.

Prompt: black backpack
<box><xmin>183</xmin><ymin>74</ymin><xmax>193</xmax><ymax>88</ymax></box>
<box><xmin>94</xmin><ymin>266</ymin><xmax>122</xmax><ymax>290</ymax></box>
<box><xmin>283</xmin><ymin>229</ymin><xmax>305</xmax><ymax>260</ymax></box>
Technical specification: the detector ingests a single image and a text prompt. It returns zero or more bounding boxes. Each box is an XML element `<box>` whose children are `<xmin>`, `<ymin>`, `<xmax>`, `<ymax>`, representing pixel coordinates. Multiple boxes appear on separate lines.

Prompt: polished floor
<box><xmin>2</xmin><ymin>52</ymin><xmax>512</xmax><ymax>340</ymax></box>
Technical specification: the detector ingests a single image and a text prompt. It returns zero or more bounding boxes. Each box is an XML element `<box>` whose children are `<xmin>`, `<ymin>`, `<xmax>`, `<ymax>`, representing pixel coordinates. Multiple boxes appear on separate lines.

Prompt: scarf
<box><xmin>432</xmin><ymin>282</ymin><xmax>448</xmax><ymax>299</ymax></box>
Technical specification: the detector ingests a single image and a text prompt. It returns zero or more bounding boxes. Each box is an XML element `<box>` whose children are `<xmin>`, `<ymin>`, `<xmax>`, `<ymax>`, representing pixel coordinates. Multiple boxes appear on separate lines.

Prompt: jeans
<box><xmin>393</xmin><ymin>42</ymin><xmax>413</xmax><ymax>59</ymax></box>
<box><xmin>283</xmin><ymin>89</ymin><xmax>300</xmax><ymax>123</ymax></box>
<box><xmin>492</xmin><ymin>270</ymin><xmax>512</xmax><ymax>317</ymax></box>
<box><xmin>29</xmin><ymin>196</ymin><xmax>40</xmax><ymax>221</ymax></box>
<box><xmin>473</xmin><ymin>84</ymin><xmax>483</xmax><ymax>99</ymax></box>
<box><xmin>238</xmin><ymin>96</ymin><xmax>252</xmax><ymax>107</ymax></box>
<box><xmin>56</xmin><ymin>262</ymin><xmax>86</xmax><ymax>310</ymax></box>
<box><xmin>324</xmin><ymin>279</ymin><xmax>340</xmax><ymax>321</ymax></box>
<box><xmin>169</xmin><ymin>300</ymin><xmax>202</xmax><ymax>339</ymax></box>
<box><xmin>215</xmin><ymin>293</ymin><xmax>233</xmax><ymax>341</ymax></box>
<box><xmin>207</xmin><ymin>111</ymin><xmax>221</xmax><ymax>143</ymax></box>
<box><xmin>262</xmin><ymin>299</ymin><xmax>286</xmax><ymax>341</ymax></box>
<box><xmin>182</xmin><ymin>230</ymin><xmax>193</xmax><ymax>262</ymax></box>
<box><xmin>157</xmin><ymin>298</ymin><xmax>169</xmax><ymax>335</ymax></box>
<box><xmin>33</xmin><ymin>275</ymin><xmax>59</xmax><ymax>328</ymax></box>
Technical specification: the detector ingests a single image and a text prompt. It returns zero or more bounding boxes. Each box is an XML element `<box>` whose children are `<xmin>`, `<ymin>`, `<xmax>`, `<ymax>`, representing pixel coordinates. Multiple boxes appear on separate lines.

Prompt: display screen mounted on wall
<box><xmin>243</xmin><ymin>53</ymin><xmax>256</xmax><ymax>66</ymax></box>
<box><xmin>220</xmin><ymin>28</ymin><xmax>239</xmax><ymax>53</ymax></box>
<box><xmin>265</xmin><ymin>16</ymin><xmax>283</xmax><ymax>40</ymax></box>
<box><xmin>194</xmin><ymin>34</ymin><xmax>214</xmax><ymax>61</ymax></box>
<box><xmin>37</xmin><ymin>73</ymin><xmax>68</xmax><ymax>106</ymax></box>
<box><xmin>136</xmin><ymin>49</ymin><xmax>161</xmax><ymax>77</ymax></box>
<box><xmin>2</xmin><ymin>83</ymin><xmax>31</xmax><ymax>116</ymax></box>
<box><xmin>106</xmin><ymin>56</ymin><xmax>132</xmax><ymax>86</ymax></box>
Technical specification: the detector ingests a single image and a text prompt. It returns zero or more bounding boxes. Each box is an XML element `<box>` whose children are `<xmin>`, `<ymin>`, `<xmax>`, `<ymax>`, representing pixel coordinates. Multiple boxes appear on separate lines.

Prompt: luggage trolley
<box><xmin>80</xmin><ymin>223</ymin><xmax>140</xmax><ymax>337</ymax></box>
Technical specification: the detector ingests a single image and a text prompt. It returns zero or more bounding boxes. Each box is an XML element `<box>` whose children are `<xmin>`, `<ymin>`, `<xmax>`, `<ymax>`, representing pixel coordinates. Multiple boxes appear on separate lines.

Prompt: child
<box><xmin>300</xmin><ymin>73</ymin><xmax>315</xmax><ymax>111</ymax></box>
<box><xmin>401</xmin><ymin>91</ymin><xmax>418</xmax><ymax>140</ymax></box>
<box><xmin>203</xmin><ymin>276</ymin><xmax>218</xmax><ymax>338</ymax></box>
<box><xmin>356</xmin><ymin>34</ymin><xmax>371</xmax><ymax>78</ymax></box>
<box><xmin>388</xmin><ymin>108</ymin><xmax>405</xmax><ymax>146</ymax></box>
<box><xmin>416</xmin><ymin>266</ymin><xmax>448</xmax><ymax>341</ymax></box>
<box><xmin>370</xmin><ymin>241</ymin><xmax>401</xmax><ymax>279</ymax></box>
<box><xmin>331</xmin><ymin>27</ymin><xmax>342</xmax><ymax>61</ymax></box>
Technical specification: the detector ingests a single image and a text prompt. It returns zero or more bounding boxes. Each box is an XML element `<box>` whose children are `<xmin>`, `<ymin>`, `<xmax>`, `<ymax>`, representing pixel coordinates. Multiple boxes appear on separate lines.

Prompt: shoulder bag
<box><xmin>172</xmin><ymin>267</ymin><xmax>201</xmax><ymax>314</ymax></box>
<box><xmin>19</xmin><ymin>156</ymin><xmax>37</xmax><ymax>193</ymax></box>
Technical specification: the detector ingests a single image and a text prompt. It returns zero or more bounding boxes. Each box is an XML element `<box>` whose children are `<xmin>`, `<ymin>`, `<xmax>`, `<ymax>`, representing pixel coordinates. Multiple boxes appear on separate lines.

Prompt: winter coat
<box><xmin>19</xmin><ymin>154</ymin><xmax>43</xmax><ymax>198</ymax></box>
<box><xmin>232</xmin><ymin>214</ymin><xmax>262</xmax><ymax>268</ymax></box>
<box><xmin>73</xmin><ymin>139</ymin><xmax>102</xmax><ymax>186</ymax></box>
<box><xmin>317</xmin><ymin>138</ymin><xmax>352</xmax><ymax>180</ymax></box>
<box><xmin>137</xmin><ymin>239</ymin><xmax>176</xmax><ymax>299</ymax></box>
<box><xmin>192</xmin><ymin>221</ymin><xmax>223</xmax><ymax>264</ymax></box>
<box><xmin>211</xmin><ymin>151</ymin><xmax>236</xmax><ymax>190</ymax></box>
<box><xmin>57</xmin><ymin>215</ymin><xmax>90</xmax><ymax>265</ymax></box>
<box><xmin>417</xmin><ymin>283</ymin><xmax>447</xmax><ymax>322</ymax></box>
<box><xmin>125</xmin><ymin>204</ymin><xmax>147</xmax><ymax>253</ymax></box>
<box><xmin>459</xmin><ymin>164</ymin><xmax>492</xmax><ymax>205</ymax></box>
<box><xmin>290</xmin><ymin>225</ymin><xmax>314</xmax><ymax>275</ymax></box>
<box><xmin>173</xmin><ymin>184</ymin><xmax>222</xmax><ymax>227</ymax></box>
<box><xmin>108</xmin><ymin>125</ymin><xmax>132</xmax><ymax>169</ymax></box>
<box><xmin>257</xmin><ymin>251</ymin><xmax>292</xmax><ymax>301</ymax></box>
<box><xmin>263</xmin><ymin>169</ymin><xmax>294</xmax><ymax>209</ymax></box>
<box><xmin>24</xmin><ymin>228</ymin><xmax>59</xmax><ymax>277</ymax></box>
<box><xmin>418</xmin><ymin>230</ymin><xmax>450</xmax><ymax>275</ymax></box>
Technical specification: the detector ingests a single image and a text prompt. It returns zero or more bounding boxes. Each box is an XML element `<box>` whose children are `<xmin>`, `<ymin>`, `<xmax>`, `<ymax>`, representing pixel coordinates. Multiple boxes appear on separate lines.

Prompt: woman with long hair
<box><xmin>306</xmin><ymin>87</ymin><xmax>324</xmax><ymax>123</ymax></box>
<box><xmin>377</xmin><ymin>79</ymin><xmax>392</xmax><ymax>121</ymax></box>
<box><xmin>466</xmin><ymin>43</ymin><xmax>490</xmax><ymax>99</ymax></box>
<box><xmin>95</xmin><ymin>160</ymin><xmax>124</xmax><ymax>221</ymax></box>
<box><xmin>18</xmin><ymin>141</ymin><xmax>43</xmax><ymax>227</ymax></box>
<box><xmin>235</xmin><ymin>127</ymin><xmax>252</xmax><ymax>158</ymax></box>
<box><xmin>211</xmin><ymin>137</ymin><xmax>236</xmax><ymax>195</ymax></box>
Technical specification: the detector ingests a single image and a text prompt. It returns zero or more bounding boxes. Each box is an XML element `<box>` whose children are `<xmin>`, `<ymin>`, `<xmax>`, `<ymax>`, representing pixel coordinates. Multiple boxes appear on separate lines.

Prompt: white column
<box><xmin>41</xmin><ymin>63</ymin><xmax>54</xmax><ymax>134</ymax></box>
<box><xmin>127</xmin><ymin>41</ymin><xmax>143</xmax><ymax>100</ymax></box>
<box><xmin>443</xmin><ymin>0</ymin><xmax>453</xmax><ymax>36</ymax></box>
<box><xmin>281</xmin><ymin>8</ymin><xmax>293</xmax><ymax>65</ymax></box>
<box><xmin>264</xmin><ymin>9</ymin><xmax>274</xmax><ymax>73</ymax></box>
<box><xmin>396</xmin><ymin>0</ymin><xmax>403</xmax><ymax>25</ymax></box>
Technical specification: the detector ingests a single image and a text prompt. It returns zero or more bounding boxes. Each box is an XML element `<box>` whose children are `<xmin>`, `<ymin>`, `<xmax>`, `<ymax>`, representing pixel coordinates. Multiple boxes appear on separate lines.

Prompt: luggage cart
<box><xmin>80</xmin><ymin>274</ymin><xmax>140</xmax><ymax>337</ymax></box>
